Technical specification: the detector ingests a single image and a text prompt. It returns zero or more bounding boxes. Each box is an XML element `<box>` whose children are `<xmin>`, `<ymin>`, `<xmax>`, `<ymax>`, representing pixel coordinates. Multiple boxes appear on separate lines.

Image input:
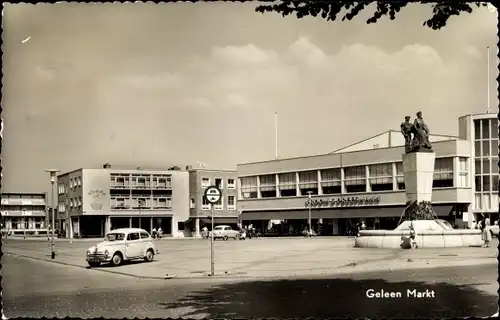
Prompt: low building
<box><xmin>236</xmin><ymin>113</ymin><xmax>498</xmax><ymax>236</ymax></box>
<box><xmin>1</xmin><ymin>192</ymin><xmax>48</xmax><ymax>235</ymax></box>
<box><xmin>56</xmin><ymin>164</ymin><xmax>190</xmax><ymax>238</ymax></box>
<box><xmin>188</xmin><ymin>168</ymin><xmax>238</xmax><ymax>235</ymax></box>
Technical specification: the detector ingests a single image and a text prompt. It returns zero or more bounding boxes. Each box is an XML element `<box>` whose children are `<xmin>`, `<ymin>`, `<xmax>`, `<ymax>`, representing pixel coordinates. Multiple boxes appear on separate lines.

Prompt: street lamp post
<box><xmin>307</xmin><ymin>191</ymin><xmax>313</xmax><ymax>237</ymax></box>
<box><xmin>22</xmin><ymin>209</ymin><xmax>27</xmax><ymax>239</ymax></box>
<box><xmin>46</xmin><ymin>169</ymin><xmax>59</xmax><ymax>259</ymax></box>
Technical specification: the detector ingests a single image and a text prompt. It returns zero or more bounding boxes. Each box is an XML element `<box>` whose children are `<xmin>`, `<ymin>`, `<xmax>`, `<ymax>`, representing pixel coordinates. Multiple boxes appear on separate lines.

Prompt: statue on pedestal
<box><xmin>400</xmin><ymin>111</ymin><xmax>433</xmax><ymax>154</ymax></box>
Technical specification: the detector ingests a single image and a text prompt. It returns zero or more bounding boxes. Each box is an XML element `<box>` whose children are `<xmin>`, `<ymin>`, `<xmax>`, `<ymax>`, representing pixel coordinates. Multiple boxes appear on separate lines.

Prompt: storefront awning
<box><xmin>192</xmin><ymin>217</ymin><xmax>240</xmax><ymax>225</ymax></box>
<box><xmin>239</xmin><ymin>204</ymin><xmax>454</xmax><ymax>221</ymax></box>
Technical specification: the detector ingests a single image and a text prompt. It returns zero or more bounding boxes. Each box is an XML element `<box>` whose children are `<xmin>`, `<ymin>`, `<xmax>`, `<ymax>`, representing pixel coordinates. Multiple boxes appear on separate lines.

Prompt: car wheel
<box><xmin>144</xmin><ymin>249</ymin><xmax>155</xmax><ymax>262</ymax></box>
<box><xmin>111</xmin><ymin>253</ymin><xmax>122</xmax><ymax>266</ymax></box>
<box><xmin>223</xmin><ymin>235</ymin><xmax>228</xmax><ymax>241</ymax></box>
<box><xmin>88</xmin><ymin>262</ymin><xmax>100</xmax><ymax>268</ymax></box>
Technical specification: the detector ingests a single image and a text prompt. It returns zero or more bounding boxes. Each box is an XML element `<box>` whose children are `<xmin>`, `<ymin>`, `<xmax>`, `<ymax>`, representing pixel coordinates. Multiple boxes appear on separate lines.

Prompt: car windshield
<box><xmin>105</xmin><ymin>233</ymin><xmax>125</xmax><ymax>241</ymax></box>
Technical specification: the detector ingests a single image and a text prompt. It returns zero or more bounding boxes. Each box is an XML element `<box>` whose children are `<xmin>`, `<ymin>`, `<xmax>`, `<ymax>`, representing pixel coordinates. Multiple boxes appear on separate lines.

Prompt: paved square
<box><xmin>3</xmin><ymin>237</ymin><xmax>497</xmax><ymax>279</ymax></box>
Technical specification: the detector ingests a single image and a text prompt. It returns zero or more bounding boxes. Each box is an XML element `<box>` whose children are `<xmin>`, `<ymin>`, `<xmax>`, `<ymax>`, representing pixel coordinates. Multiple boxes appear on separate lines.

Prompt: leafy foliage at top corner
<box><xmin>255</xmin><ymin>1</ymin><xmax>488</xmax><ymax>30</ymax></box>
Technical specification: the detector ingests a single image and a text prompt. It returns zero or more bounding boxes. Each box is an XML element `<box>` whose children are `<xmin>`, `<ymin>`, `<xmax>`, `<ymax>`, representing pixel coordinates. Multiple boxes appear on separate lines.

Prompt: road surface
<box><xmin>3</xmin><ymin>254</ymin><xmax>497</xmax><ymax>318</ymax></box>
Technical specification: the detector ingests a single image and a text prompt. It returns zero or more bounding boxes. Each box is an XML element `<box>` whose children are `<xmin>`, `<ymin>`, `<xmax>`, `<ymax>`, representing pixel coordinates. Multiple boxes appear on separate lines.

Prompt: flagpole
<box><xmin>487</xmin><ymin>46</ymin><xmax>491</xmax><ymax>113</ymax></box>
<box><xmin>274</xmin><ymin>112</ymin><xmax>278</xmax><ymax>160</ymax></box>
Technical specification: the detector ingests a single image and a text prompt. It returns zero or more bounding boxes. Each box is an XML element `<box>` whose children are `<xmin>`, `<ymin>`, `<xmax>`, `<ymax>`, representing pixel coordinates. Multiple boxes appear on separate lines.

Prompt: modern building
<box><xmin>458</xmin><ymin>113</ymin><xmax>499</xmax><ymax>223</ymax></box>
<box><xmin>236</xmin><ymin>113</ymin><xmax>499</xmax><ymax>236</ymax></box>
<box><xmin>187</xmin><ymin>168</ymin><xmax>238</xmax><ymax>236</ymax></box>
<box><xmin>57</xmin><ymin>164</ymin><xmax>190</xmax><ymax>238</ymax></box>
<box><xmin>0</xmin><ymin>192</ymin><xmax>48</xmax><ymax>235</ymax></box>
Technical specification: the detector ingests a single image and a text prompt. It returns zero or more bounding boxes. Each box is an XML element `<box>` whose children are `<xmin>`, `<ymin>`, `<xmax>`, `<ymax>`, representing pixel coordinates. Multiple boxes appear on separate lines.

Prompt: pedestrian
<box><xmin>152</xmin><ymin>227</ymin><xmax>157</xmax><ymax>239</ymax></box>
<box><xmin>361</xmin><ymin>221</ymin><xmax>366</xmax><ymax>230</ymax></box>
<box><xmin>482</xmin><ymin>217</ymin><xmax>491</xmax><ymax>248</ymax></box>
<box><xmin>409</xmin><ymin>222</ymin><xmax>418</xmax><ymax>249</ymax></box>
<box><xmin>494</xmin><ymin>220</ymin><xmax>499</xmax><ymax>226</ymax></box>
<box><xmin>202</xmin><ymin>226</ymin><xmax>208</xmax><ymax>239</ymax></box>
<box><xmin>158</xmin><ymin>227</ymin><xmax>163</xmax><ymax>239</ymax></box>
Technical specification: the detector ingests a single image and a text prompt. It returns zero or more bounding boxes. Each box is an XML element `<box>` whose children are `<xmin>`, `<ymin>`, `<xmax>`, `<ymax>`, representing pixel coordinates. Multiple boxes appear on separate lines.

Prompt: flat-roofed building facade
<box><xmin>458</xmin><ymin>113</ymin><xmax>499</xmax><ymax>224</ymax></box>
<box><xmin>237</xmin><ymin>122</ymin><xmax>481</xmax><ymax>235</ymax></box>
<box><xmin>188</xmin><ymin>169</ymin><xmax>238</xmax><ymax>236</ymax></box>
<box><xmin>57</xmin><ymin>165</ymin><xmax>189</xmax><ymax>238</ymax></box>
<box><xmin>1</xmin><ymin>192</ymin><xmax>48</xmax><ymax>235</ymax></box>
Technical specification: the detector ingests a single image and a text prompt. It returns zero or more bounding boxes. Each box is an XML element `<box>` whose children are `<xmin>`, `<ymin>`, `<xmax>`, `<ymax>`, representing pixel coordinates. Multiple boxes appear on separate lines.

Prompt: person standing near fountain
<box><xmin>482</xmin><ymin>215</ymin><xmax>491</xmax><ymax>248</ymax></box>
<box><xmin>409</xmin><ymin>222</ymin><xmax>418</xmax><ymax>249</ymax></box>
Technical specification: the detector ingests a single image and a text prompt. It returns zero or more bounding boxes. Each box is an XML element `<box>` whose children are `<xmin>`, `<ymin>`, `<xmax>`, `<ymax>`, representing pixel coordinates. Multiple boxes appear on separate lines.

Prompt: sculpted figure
<box><xmin>411</xmin><ymin>111</ymin><xmax>433</xmax><ymax>152</ymax></box>
<box><xmin>400</xmin><ymin>116</ymin><xmax>413</xmax><ymax>154</ymax></box>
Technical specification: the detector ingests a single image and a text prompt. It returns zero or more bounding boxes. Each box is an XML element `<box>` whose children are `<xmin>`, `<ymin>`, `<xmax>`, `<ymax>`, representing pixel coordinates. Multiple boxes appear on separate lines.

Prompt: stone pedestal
<box><xmin>402</xmin><ymin>152</ymin><xmax>435</xmax><ymax>203</ymax></box>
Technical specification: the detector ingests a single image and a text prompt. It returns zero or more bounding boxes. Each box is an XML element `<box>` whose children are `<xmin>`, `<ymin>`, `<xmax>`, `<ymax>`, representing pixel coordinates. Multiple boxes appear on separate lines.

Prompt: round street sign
<box><xmin>204</xmin><ymin>186</ymin><xmax>222</xmax><ymax>204</ymax></box>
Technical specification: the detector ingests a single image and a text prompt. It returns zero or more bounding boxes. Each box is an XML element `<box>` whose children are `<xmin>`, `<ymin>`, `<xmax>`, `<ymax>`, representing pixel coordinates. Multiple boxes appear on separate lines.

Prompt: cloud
<box><xmin>96</xmin><ymin>36</ymin><xmax>486</xmax><ymax>134</ymax></box>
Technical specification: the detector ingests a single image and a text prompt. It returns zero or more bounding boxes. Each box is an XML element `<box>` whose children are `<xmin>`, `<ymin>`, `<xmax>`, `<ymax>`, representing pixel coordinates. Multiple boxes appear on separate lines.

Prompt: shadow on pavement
<box><xmin>159</xmin><ymin>278</ymin><xmax>497</xmax><ymax>318</ymax></box>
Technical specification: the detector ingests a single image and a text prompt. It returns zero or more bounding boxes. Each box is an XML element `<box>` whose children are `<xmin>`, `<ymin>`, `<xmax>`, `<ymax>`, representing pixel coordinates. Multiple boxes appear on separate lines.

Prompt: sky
<box><xmin>2</xmin><ymin>2</ymin><xmax>499</xmax><ymax>193</ymax></box>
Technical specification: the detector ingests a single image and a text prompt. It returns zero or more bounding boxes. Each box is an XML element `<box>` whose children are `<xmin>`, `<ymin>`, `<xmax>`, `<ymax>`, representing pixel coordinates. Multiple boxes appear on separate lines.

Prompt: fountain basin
<box><xmin>354</xmin><ymin>229</ymin><xmax>483</xmax><ymax>248</ymax></box>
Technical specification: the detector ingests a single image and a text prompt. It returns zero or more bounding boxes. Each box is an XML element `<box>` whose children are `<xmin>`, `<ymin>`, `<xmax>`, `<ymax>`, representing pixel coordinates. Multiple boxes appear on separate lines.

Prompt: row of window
<box><xmin>474</xmin><ymin>118</ymin><xmax>499</xmax><ymax>141</ymax></box>
<box><xmin>240</xmin><ymin>158</ymin><xmax>464</xmax><ymax>199</ymax></box>
<box><xmin>474</xmin><ymin>140</ymin><xmax>499</xmax><ymax>158</ymax></box>
<box><xmin>474</xmin><ymin>192</ymin><xmax>499</xmax><ymax>211</ymax></box>
<box><xmin>110</xmin><ymin>174</ymin><xmax>172</xmax><ymax>189</ymax></box>
<box><xmin>196</xmin><ymin>195</ymin><xmax>237</xmax><ymax>211</ymax></box>
<box><xmin>111</xmin><ymin>197</ymin><xmax>172</xmax><ymax>209</ymax></box>
<box><xmin>474</xmin><ymin>158</ymin><xmax>499</xmax><ymax>175</ymax></box>
<box><xmin>201</xmin><ymin>177</ymin><xmax>236</xmax><ymax>189</ymax></box>
<box><xmin>0</xmin><ymin>205</ymin><xmax>46</xmax><ymax>212</ymax></box>
<box><xmin>474</xmin><ymin>175</ymin><xmax>500</xmax><ymax>192</ymax></box>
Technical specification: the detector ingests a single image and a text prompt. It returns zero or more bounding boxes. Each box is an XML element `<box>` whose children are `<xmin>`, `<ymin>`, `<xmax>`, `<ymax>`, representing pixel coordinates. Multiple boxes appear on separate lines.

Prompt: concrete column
<box><xmin>150</xmin><ymin>217</ymin><xmax>153</xmax><ymax>233</ymax></box>
<box><xmin>105</xmin><ymin>216</ymin><xmax>111</xmax><ymax>235</ymax></box>
<box><xmin>392</xmin><ymin>162</ymin><xmax>397</xmax><ymax>191</ymax></box>
<box><xmin>171</xmin><ymin>216</ymin><xmax>178</xmax><ymax>236</ymax></box>
<box><xmin>129</xmin><ymin>217</ymin><xmax>132</xmax><ymax>228</ymax></box>
<box><xmin>275</xmin><ymin>174</ymin><xmax>280</xmax><ymax>197</ymax></box>
<box><xmin>77</xmin><ymin>216</ymin><xmax>80</xmax><ymax>236</ymax></box>
<box><xmin>139</xmin><ymin>217</ymin><xmax>142</xmax><ymax>229</ymax></box>
<box><xmin>317</xmin><ymin>170</ymin><xmax>323</xmax><ymax>195</ymax></box>
<box><xmin>332</xmin><ymin>219</ymin><xmax>339</xmax><ymax>235</ymax></box>
<box><xmin>256</xmin><ymin>176</ymin><xmax>262</xmax><ymax>198</ymax></box>
<box><xmin>453</xmin><ymin>156</ymin><xmax>459</xmax><ymax>188</ymax></box>
<box><xmin>194</xmin><ymin>218</ymin><xmax>201</xmax><ymax>238</ymax></box>
<box><xmin>340</xmin><ymin>168</ymin><xmax>346</xmax><ymax>194</ymax></box>
<box><xmin>365</xmin><ymin>165</ymin><xmax>371</xmax><ymax>192</ymax></box>
<box><xmin>68</xmin><ymin>217</ymin><xmax>74</xmax><ymax>239</ymax></box>
<box><xmin>296</xmin><ymin>172</ymin><xmax>301</xmax><ymax>196</ymax></box>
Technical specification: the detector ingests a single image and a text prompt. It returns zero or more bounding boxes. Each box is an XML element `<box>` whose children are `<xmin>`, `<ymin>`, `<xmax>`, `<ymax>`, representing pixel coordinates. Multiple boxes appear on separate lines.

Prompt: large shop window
<box><xmin>369</xmin><ymin>163</ymin><xmax>393</xmax><ymax>191</ymax></box>
<box><xmin>259</xmin><ymin>174</ymin><xmax>276</xmax><ymax>198</ymax></box>
<box><xmin>321</xmin><ymin>168</ymin><xmax>341</xmax><ymax>194</ymax></box>
<box><xmin>492</xmin><ymin>118</ymin><xmax>499</xmax><ymax>139</ymax></box>
<box><xmin>433</xmin><ymin>158</ymin><xmax>454</xmax><ymax>188</ymax></box>
<box><xmin>298</xmin><ymin>170</ymin><xmax>318</xmax><ymax>195</ymax></box>
<box><xmin>395</xmin><ymin>162</ymin><xmax>405</xmax><ymax>190</ymax></box>
<box><xmin>474</xmin><ymin>120</ymin><xmax>481</xmax><ymax>140</ymax></box>
<box><xmin>344</xmin><ymin>166</ymin><xmax>366</xmax><ymax>193</ymax></box>
<box><xmin>240</xmin><ymin>177</ymin><xmax>258</xmax><ymax>199</ymax></box>
<box><xmin>278</xmin><ymin>172</ymin><xmax>297</xmax><ymax>197</ymax></box>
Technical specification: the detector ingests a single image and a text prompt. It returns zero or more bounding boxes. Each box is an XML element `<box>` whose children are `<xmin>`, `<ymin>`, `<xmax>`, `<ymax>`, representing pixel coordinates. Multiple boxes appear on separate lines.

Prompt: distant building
<box><xmin>236</xmin><ymin>113</ymin><xmax>498</xmax><ymax>235</ymax></box>
<box><xmin>188</xmin><ymin>168</ymin><xmax>238</xmax><ymax>235</ymax></box>
<box><xmin>57</xmin><ymin>164</ymin><xmax>189</xmax><ymax>238</ymax></box>
<box><xmin>1</xmin><ymin>192</ymin><xmax>48</xmax><ymax>235</ymax></box>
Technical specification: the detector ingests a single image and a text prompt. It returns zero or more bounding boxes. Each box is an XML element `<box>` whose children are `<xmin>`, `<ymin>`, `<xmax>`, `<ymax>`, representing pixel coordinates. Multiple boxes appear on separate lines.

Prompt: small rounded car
<box><xmin>86</xmin><ymin>228</ymin><xmax>158</xmax><ymax>267</ymax></box>
<box><xmin>209</xmin><ymin>225</ymin><xmax>241</xmax><ymax>240</ymax></box>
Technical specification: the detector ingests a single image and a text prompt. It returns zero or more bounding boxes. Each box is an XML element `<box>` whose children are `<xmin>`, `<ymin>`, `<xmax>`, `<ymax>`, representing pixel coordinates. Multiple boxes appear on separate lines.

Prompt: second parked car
<box><xmin>209</xmin><ymin>225</ymin><xmax>241</xmax><ymax>240</ymax></box>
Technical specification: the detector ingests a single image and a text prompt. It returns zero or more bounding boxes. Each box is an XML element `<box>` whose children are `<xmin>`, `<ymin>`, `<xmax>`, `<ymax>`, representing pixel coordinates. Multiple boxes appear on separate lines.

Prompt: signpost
<box><xmin>204</xmin><ymin>185</ymin><xmax>222</xmax><ymax>276</ymax></box>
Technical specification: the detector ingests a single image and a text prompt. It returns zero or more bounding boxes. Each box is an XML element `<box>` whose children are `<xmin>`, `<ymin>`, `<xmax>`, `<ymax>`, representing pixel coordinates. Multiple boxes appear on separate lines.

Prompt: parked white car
<box><xmin>86</xmin><ymin>228</ymin><xmax>158</xmax><ymax>267</ymax></box>
<box><xmin>209</xmin><ymin>225</ymin><xmax>240</xmax><ymax>240</ymax></box>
